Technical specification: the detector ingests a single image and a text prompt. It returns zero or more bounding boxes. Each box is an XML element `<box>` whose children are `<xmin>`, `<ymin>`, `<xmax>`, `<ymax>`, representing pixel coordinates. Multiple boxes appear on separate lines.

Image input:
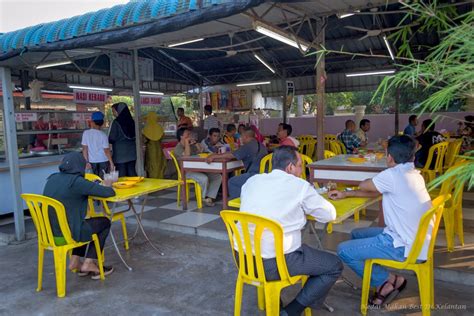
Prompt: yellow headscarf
<box><xmin>142</xmin><ymin>112</ymin><xmax>164</xmax><ymax>141</ymax></box>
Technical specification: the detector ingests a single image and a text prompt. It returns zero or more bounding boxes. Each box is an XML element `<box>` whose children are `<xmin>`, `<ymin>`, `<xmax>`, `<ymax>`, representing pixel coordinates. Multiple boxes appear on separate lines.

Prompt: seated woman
<box><xmin>43</xmin><ymin>152</ymin><xmax>116</xmax><ymax>279</ymax></box>
<box><xmin>174</xmin><ymin>128</ymin><xmax>222</xmax><ymax>206</ymax></box>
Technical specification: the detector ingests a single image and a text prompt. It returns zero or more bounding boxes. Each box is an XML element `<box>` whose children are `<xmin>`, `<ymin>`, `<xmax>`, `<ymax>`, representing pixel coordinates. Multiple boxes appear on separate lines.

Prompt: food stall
<box><xmin>0</xmin><ymin>89</ymin><xmax>105</xmax><ymax>215</ymax></box>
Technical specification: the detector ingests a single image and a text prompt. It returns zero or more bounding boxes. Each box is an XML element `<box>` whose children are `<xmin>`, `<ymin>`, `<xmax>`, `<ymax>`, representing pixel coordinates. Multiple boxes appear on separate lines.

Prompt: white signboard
<box><xmin>110</xmin><ymin>53</ymin><xmax>154</xmax><ymax>81</ymax></box>
<box><xmin>15</xmin><ymin>112</ymin><xmax>38</xmax><ymax>122</ymax></box>
<box><xmin>73</xmin><ymin>89</ymin><xmax>107</xmax><ymax>105</ymax></box>
<box><xmin>140</xmin><ymin>96</ymin><xmax>162</xmax><ymax>106</ymax></box>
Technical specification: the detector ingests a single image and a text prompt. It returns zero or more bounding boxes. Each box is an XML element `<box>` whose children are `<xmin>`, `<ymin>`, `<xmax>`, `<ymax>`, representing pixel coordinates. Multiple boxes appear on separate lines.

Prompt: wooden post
<box><xmin>315</xmin><ymin>18</ymin><xmax>326</xmax><ymax>161</ymax></box>
<box><xmin>132</xmin><ymin>49</ymin><xmax>144</xmax><ymax>176</ymax></box>
<box><xmin>1</xmin><ymin>67</ymin><xmax>25</xmax><ymax>241</ymax></box>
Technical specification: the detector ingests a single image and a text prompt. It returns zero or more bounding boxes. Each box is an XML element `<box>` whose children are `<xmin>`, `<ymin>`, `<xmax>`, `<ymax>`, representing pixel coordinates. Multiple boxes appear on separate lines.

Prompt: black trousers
<box><xmin>115</xmin><ymin>160</ymin><xmax>137</xmax><ymax>177</ymax></box>
<box><xmin>263</xmin><ymin>244</ymin><xmax>343</xmax><ymax>308</ymax></box>
<box><xmin>91</xmin><ymin>161</ymin><xmax>110</xmax><ymax>179</ymax></box>
<box><xmin>72</xmin><ymin>217</ymin><xmax>111</xmax><ymax>259</ymax></box>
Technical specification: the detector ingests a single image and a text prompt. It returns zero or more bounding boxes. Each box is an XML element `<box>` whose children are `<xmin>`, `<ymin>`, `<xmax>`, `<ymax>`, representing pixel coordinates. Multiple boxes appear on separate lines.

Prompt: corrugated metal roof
<box><xmin>0</xmin><ymin>0</ymin><xmax>264</xmax><ymax>56</ymax></box>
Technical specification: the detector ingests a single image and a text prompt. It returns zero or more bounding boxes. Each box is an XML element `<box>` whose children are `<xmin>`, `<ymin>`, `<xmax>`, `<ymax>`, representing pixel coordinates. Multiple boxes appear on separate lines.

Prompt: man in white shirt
<box><xmin>81</xmin><ymin>111</ymin><xmax>114</xmax><ymax>178</ymax></box>
<box><xmin>330</xmin><ymin>135</ymin><xmax>432</xmax><ymax>307</ymax></box>
<box><xmin>240</xmin><ymin>146</ymin><xmax>342</xmax><ymax>316</ymax></box>
<box><xmin>203</xmin><ymin>105</ymin><xmax>220</xmax><ymax>131</ymax></box>
<box><xmin>355</xmin><ymin>119</ymin><xmax>370</xmax><ymax>144</ymax></box>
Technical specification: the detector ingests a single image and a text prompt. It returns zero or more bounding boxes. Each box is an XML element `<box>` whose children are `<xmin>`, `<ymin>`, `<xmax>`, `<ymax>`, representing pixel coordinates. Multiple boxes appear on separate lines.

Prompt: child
<box><xmin>223</xmin><ymin>124</ymin><xmax>237</xmax><ymax>151</ymax></box>
<box><xmin>82</xmin><ymin>111</ymin><xmax>114</xmax><ymax>178</ymax></box>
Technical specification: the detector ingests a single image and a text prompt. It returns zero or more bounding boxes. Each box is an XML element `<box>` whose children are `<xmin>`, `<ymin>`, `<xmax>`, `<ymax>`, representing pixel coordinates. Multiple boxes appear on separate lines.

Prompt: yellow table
<box><xmin>228</xmin><ymin>195</ymin><xmax>381</xmax><ymax>233</ymax></box>
<box><xmin>91</xmin><ymin>179</ymin><xmax>180</xmax><ymax>270</ymax></box>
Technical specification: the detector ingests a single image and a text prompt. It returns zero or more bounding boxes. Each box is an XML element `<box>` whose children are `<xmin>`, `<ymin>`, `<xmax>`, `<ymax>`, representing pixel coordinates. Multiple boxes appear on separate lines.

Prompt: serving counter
<box><xmin>0</xmin><ymin>154</ymin><xmax>65</xmax><ymax>215</ymax></box>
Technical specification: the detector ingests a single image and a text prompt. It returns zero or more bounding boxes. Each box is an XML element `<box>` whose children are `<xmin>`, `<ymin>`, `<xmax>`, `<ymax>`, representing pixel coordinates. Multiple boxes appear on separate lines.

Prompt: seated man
<box><xmin>223</xmin><ymin>124</ymin><xmax>237</xmax><ymax>151</ymax></box>
<box><xmin>331</xmin><ymin>135</ymin><xmax>432</xmax><ymax>307</ymax></box>
<box><xmin>338</xmin><ymin>120</ymin><xmax>366</xmax><ymax>153</ymax></box>
<box><xmin>404</xmin><ymin>115</ymin><xmax>418</xmax><ymax>136</ymax></box>
<box><xmin>278</xmin><ymin>123</ymin><xmax>300</xmax><ymax>148</ymax></box>
<box><xmin>355</xmin><ymin>119</ymin><xmax>370</xmax><ymax>144</ymax></box>
<box><xmin>207</xmin><ymin>127</ymin><xmax>267</xmax><ymax>198</ymax></box>
<box><xmin>240</xmin><ymin>146</ymin><xmax>342</xmax><ymax>315</ymax></box>
<box><xmin>201</xmin><ymin>127</ymin><xmax>224</xmax><ymax>153</ymax></box>
<box><xmin>415</xmin><ymin>119</ymin><xmax>444</xmax><ymax>168</ymax></box>
<box><xmin>43</xmin><ymin>152</ymin><xmax>116</xmax><ymax>278</ymax></box>
<box><xmin>174</xmin><ymin>128</ymin><xmax>222</xmax><ymax>206</ymax></box>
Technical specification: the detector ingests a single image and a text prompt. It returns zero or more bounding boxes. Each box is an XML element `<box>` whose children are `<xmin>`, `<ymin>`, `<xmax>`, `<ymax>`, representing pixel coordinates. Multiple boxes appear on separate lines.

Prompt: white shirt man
<box><xmin>333</xmin><ymin>135</ymin><xmax>431</xmax><ymax>307</ymax></box>
<box><xmin>239</xmin><ymin>146</ymin><xmax>342</xmax><ymax>315</ymax></box>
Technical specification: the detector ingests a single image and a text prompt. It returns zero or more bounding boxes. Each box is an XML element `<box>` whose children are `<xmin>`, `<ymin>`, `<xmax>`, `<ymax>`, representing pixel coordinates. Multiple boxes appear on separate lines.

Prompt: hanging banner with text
<box><xmin>140</xmin><ymin>95</ymin><xmax>162</xmax><ymax>106</ymax></box>
<box><xmin>73</xmin><ymin>89</ymin><xmax>107</xmax><ymax>105</ymax></box>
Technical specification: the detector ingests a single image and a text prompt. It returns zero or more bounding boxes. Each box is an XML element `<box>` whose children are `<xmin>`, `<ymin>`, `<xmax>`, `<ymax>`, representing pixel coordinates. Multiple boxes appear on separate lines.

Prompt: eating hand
<box><xmin>328</xmin><ymin>190</ymin><xmax>345</xmax><ymax>200</ymax></box>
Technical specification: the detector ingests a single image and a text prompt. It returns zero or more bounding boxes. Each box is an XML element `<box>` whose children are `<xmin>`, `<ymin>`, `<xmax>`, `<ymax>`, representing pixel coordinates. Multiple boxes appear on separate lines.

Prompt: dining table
<box><xmin>308</xmin><ymin>154</ymin><xmax>387</xmax><ymax>226</ymax></box>
<box><xmin>178</xmin><ymin>155</ymin><xmax>244</xmax><ymax>209</ymax></box>
<box><xmin>90</xmin><ymin>178</ymin><xmax>180</xmax><ymax>270</ymax></box>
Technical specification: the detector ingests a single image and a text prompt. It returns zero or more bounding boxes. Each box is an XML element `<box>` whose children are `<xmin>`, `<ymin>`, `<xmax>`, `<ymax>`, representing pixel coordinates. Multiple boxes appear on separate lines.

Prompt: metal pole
<box><xmin>315</xmin><ymin>18</ymin><xmax>326</xmax><ymax>161</ymax></box>
<box><xmin>395</xmin><ymin>87</ymin><xmax>400</xmax><ymax>135</ymax></box>
<box><xmin>132</xmin><ymin>49</ymin><xmax>144</xmax><ymax>176</ymax></box>
<box><xmin>1</xmin><ymin>67</ymin><xmax>25</xmax><ymax>241</ymax></box>
<box><xmin>282</xmin><ymin>70</ymin><xmax>287</xmax><ymax>124</ymax></box>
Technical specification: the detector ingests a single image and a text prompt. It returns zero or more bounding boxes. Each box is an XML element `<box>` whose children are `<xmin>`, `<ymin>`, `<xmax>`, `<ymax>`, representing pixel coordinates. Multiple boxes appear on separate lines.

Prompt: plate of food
<box><xmin>347</xmin><ymin>157</ymin><xmax>366</xmax><ymax>164</ymax></box>
<box><xmin>119</xmin><ymin>176</ymin><xmax>144</xmax><ymax>183</ymax></box>
<box><xmin>198</xmin><ymin>153</ymin><xmax>210</xmax><ymax>158</ymax></box>
<box><xmin>113</xmin><ymin>181</ymin><xmax>137</xmax><ymax>189</ymax></box>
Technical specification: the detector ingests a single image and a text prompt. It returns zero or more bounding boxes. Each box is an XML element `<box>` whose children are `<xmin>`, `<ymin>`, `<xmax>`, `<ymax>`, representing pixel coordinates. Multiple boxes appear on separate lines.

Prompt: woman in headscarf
<box><xmin>43</xmin><ymin>152</ymin><xmax>116</xmax><ymax>279</ymax></box>
<box><xmin>109</xmin><ymin>102</ymin><xmax>137</xmax><ymax>177</ymax></box>
<box><xmin>143</xmin><ymin>112</ymin><xmax>166</xmax><ymax>178</ymax></box>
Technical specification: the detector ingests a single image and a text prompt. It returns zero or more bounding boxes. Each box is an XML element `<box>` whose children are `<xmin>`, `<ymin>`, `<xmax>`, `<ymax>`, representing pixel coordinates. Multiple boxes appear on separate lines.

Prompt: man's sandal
<box><xmin>369</xmin><ymin>277</ymin><xmax>406</xmax><ymax>308</ymax></box>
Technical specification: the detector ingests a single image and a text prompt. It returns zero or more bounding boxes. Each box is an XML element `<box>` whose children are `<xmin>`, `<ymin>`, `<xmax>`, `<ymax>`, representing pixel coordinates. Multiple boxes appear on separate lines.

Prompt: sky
<box><xmin>0</xmin><ymin>0</ymin><xmax>129</xmax><ymax>33</ymax></box>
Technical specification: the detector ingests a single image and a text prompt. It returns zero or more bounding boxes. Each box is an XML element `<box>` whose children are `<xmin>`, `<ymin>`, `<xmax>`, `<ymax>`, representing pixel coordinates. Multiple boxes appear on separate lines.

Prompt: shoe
<box><xmin>78</xmin><ymin>265</ymin><xmax>114</xmax><ymax>279</ymax></box>
<box><xmin>203</xmin><ymin>198</ymin><xmax>215</xmax><ymax>207</ymax></box>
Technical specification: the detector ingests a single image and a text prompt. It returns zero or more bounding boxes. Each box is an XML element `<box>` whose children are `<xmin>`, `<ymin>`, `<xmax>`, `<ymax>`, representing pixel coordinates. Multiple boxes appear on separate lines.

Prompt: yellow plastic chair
<box><xmin>329</xmin><ymin>140</ymin><xmax>345</xmax><ymax>155</ymax></box>
<box><xmin>324</xmin><ymin>150</ymin><xmax>336</xmax><ymax>159</ymax></box>
<box><xmin>360</xmin><ymin>194</ymin><xmax>450</xmax><ymax>316</ymax></box>
<box><xmin>259</xmin><ymin>153</ymin><xmax>273</xmax><ymax>174</ymax></box>
<box><xmin>420</xmin><ymin>141</ymin><xmax>449</xmax><ymax>182</ymax></box>
<box><xmin>221</xmin><ymin>210</ymin><xmax>311</xmax><ymax>316</ymax></box>
<box><xmin>324</xmin><ymin>134</ymin><xmax>337</xmax><ymax>150</ymax></box>
<box><xmin>169</xmin><ymin>151</ymin><xmax>203</xmax><ymax>209</ymax></box>
<box><xmin>299</xmin><ymin>140</ymin><xmax>317</xmax><ymax>160</ymax></box>
<box><xmin>85</xmin><ymin>173</ymin><xmax>129</xmax><ymax>250</ymax></box>
<box><xmin>296</xmin><ymin>135</ymin><xmax>315</xmax><ymax>143</ymax></box>
<box><xmin>429</xmin><ymin>163</ymin><xmax>468</xmax><ymax>251</ymax></box>
<box><xmin>259</xmin><ymin>152</ymin><xmax>312</xmax><ymax>181</ymax></box>
<box><xmin>22</xmin><ymin>193</ymin><xmax>105</xmax><ymax>298</ymax></box>
<box><xmin>443</xmin><ymin>139</ymin><xmax>462</xmax><ymax>172</ymax></box>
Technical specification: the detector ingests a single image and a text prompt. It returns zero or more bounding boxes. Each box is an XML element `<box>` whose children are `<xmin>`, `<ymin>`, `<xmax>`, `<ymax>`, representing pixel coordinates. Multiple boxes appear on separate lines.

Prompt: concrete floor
<box><xmin>0</xmin><ymin>225</ymin><xmax>472</xmax><ymax>316</ymax></box>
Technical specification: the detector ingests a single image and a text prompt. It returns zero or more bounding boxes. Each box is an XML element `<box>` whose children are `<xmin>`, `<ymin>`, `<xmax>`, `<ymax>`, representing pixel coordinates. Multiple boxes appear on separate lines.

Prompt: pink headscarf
<box><xmin>250</xmin><ymin>125</ymin><xmax>265</xmax><ymax>143</ymax></box>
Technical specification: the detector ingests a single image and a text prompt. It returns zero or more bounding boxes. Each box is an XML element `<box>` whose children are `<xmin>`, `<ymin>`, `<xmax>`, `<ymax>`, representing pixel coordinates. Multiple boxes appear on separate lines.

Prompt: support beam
<box><xmin>0</xmin><ymin>67</ymin><xmax>25</xmax><ymax>241</ymax></box>
<box><xmin>315</xmin><ymin>18</ymin><xmax>326</xmax><ymax>161</ymax></box>
<box><xmin>282</xmin><ymin>69</ymin><xmax>287</xmax><ymax>123</ymax></box>
<box><xmin>395</xmin><ymin>87</ymin><xmax>400</xmax><ymax>135</ymax></box>
<box><xmin>132</xmin><ymin>49</ymin><xmax>144</xmax><ymax>176</ymax></box>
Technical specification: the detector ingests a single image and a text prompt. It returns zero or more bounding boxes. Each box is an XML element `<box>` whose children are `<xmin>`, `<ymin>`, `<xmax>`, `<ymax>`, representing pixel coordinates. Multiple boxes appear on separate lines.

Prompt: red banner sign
<box><xmin>140</xmin><ymin>96</ymin><xmax>162</xmax><ymax>106</ymax></box>
<box><xmin>73</xmin><ymin>89</ymin><xmax>107</xmax><ymax>105</ymax></box>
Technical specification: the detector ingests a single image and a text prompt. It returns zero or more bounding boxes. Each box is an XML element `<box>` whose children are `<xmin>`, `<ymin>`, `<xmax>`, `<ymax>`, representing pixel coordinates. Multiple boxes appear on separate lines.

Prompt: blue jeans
<box><xmin>337</xmin><ymin>227</ymin><xmax>406</xmax><ymax>287</ymax></box>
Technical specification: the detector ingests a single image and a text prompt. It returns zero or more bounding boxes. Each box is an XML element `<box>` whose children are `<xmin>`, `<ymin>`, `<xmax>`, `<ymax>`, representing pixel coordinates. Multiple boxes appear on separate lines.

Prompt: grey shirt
<box><xmin>173</xmin><ymin>142</ymin><xmax>200</xmax><ymax>158</ymax></box>
<box><xmin>233</xmin><ymin>139</ymin><xmax>267</xmax><ymax>174</ymax></box>
<box><xmin>109</xmin><ymin>120</ymin><xmax>137</xmax><ymax>164</ymax></box>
